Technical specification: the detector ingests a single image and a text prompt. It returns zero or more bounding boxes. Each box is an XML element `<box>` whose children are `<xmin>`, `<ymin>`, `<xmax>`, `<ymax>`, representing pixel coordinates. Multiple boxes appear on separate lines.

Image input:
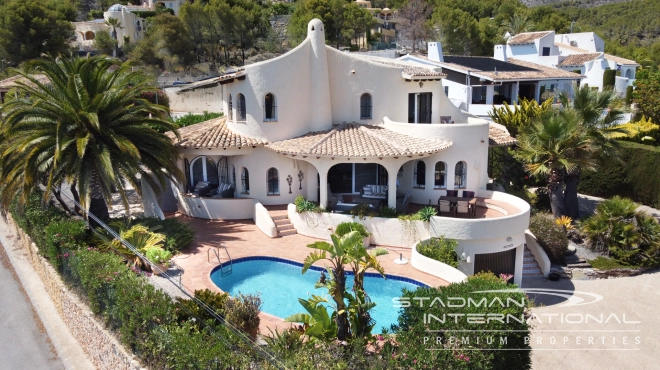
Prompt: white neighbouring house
<box><xmin>148</xmin><ymin>19</ymin><xmax>538</xmax><ymax>284</ymax></box>
<box><xmin>397</xmin><ymin>42</ymin><xmax>583</xmax><ymax>117</ymax></box>
<box><xmin>497</xmin><ymin>31</ymin><xmax>640</xmax><ymax>96</ymax></box>
<box><xmin>72</xmin><ymin>4</ymin><xmax>147</xmax><ymax>49</ymax></box>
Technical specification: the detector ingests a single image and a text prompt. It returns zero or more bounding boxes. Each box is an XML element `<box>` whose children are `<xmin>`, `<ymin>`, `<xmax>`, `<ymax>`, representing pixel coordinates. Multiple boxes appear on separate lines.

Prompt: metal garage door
<box><xmin>474</xmin><ymin>248</ymin><xmax>516</xmax><ymax>278</ymax></box>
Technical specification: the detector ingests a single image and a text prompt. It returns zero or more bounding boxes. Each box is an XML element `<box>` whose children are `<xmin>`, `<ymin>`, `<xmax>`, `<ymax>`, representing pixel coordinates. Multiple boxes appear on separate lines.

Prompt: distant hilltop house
<box><xmin>354</xmin><ymin>0</ymin><xmax>403</xmax><ymax>49</ymax></box>
<box><xmin>146</xmin><ymin>19</ymin><xmax>537</xmax><ymax>284</ymax></box>
<box><xmin>139</xmin><ymin>0</ymin><xmax>187</xmax><ymax>15</ymax></box>
<box><xmin>72</xmin><ymin>4</ymin><xmax>147</xmax><ymax>50</ymax></box>
<box><xmin>398</xmin><ymin>42</ymin><xmax>583</xmax><ymax>117</ymax></box>
<box><xmin>498</xmin><ymin>31</ymin><xmax>640</xmax><ymax>97</ymax></box>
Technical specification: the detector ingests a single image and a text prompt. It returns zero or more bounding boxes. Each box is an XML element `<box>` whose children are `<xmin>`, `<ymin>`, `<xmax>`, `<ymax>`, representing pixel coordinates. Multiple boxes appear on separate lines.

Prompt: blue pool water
<box><xmin>210</xmin><ymin>257</ymin><xmax>426</xmax><ymax>331</ymax></box>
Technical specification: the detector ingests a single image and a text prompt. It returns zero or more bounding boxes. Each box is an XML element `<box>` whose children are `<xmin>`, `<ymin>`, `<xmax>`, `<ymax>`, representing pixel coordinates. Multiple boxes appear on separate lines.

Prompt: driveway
<box><xmin>0</xmin><ymin>244</ymin><xmax>64</xmax><ymax>370</ymax></box>
<box><xmin>523</xmin><ymin>272</ymin><xmax>660</xmax><ymax>369</ymax></box>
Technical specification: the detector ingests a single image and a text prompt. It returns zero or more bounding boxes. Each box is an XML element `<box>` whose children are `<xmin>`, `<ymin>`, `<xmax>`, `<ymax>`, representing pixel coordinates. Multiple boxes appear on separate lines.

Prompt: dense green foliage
<box><xmin>128</xmin><ymin>217</ymin><xmax>195</xmax><ymax>252</ymax></box>
<box><xmin>130</xmin><ymin>14</ymin><xmax>196</xmax><ymax>69</ymax></box>
<box><xmin>294</xmin><ymin>194</ymin><xmax>323</xmax><ymax>213</ymax></box>
<box><xmin>171</xmin><ymin>111</ymin><xmax>224</xmax><ymax>128</ymax></box>
<box><xmin>335</xmin><ymin>221</ymin><xmax>370</xmax><ymax>238</ymax></box>
<box><xmin>392</xmin><ymin>272</ymin><xmax>531</xmax><ymax>369</ymax></box>
<box><xmin>589</xmin><ymin>256</ymin><xmax>635</xmax><ymax>270</ymax></box>
<box><xmin>529</xmin><ymin>213</ymin><xmax>568</xmax><ymax>264</ymax></box>
<box><xmin>93</xmin><ymin>30</ymin><xmax>117</xmax><ymax>55</ymax></box>
<box><xmin>581</xmin><ymin>196</ymin><xmax>660</xmax><ymax>266</ymax></box>
<box><xmin>634</xmin><ymin>69</ymin><xmax>660</xmax><ymax>125</ymax></box>
<box><xmin>416</xmin><ymin>236</ymin><xmax>459</xmax><ymax>268</ymax></box>
<box><xmin>579</xmin><ymin>141</ymin><xmax>660</xmax><ymax>208</ymax></box>
<box><xmin>602</xmin><ymin>69</ymin><xmax>616</xmax><ymax>88</ymax></box>
<box><xmin>0</xmin><ymin>0</ymin><xmax>77</xmax><ymax>64</ymax></box>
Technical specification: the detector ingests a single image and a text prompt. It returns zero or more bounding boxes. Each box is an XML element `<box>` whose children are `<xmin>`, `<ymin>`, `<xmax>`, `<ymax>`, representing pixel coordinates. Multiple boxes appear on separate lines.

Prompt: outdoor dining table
<box><xmin>439</xmin><ymin>196</ymin><xmax>477</xmax><ymax>218</ymax></box>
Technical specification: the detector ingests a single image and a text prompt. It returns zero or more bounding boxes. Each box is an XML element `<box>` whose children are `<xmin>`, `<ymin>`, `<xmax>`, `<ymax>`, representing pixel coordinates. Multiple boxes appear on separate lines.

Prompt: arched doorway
<box><xmin>326</xmin><ymin>163</ymin><xmax>387</xmax><ymax>195</ymax></box>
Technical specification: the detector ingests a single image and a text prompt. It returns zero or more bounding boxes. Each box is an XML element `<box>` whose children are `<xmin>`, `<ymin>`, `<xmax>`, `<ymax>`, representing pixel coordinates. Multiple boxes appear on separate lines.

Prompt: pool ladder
<box><xmin>208</xmin><ymin>243</ymin><xmax>233</xmax><ymax>275</ymax></box>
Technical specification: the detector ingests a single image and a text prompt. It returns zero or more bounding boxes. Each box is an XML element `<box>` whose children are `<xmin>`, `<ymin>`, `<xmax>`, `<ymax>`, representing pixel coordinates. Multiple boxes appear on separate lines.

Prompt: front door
<box><xmin>474</xmin><ymin>248</ymin><xmax>516</xmax><ymax>279</ymax></box>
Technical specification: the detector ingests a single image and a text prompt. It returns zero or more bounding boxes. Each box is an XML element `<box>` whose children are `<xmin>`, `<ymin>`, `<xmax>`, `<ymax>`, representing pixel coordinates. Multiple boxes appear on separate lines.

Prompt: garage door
<box><xmin>474</xmin><ymin>248</ymin><xmax>516</xmax><ymax>279</ymax></box>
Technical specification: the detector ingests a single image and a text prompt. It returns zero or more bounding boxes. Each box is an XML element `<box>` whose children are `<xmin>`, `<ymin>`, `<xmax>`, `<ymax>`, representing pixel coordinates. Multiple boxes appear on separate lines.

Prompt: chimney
<box><xmin>494</xmin><ymin>45</ymin><xmax>507</xmax><ymax>62</ymax></box>
<box><xmin>428</xmin><ymin>42</ymin><xmax>444</xmax><ymax>63</ymax></box>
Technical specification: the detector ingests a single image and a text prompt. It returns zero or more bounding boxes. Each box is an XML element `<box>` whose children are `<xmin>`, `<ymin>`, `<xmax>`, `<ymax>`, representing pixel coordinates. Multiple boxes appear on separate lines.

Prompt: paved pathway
<box><xmin>523</xmin><ymin>272</ymin><xmax>660</xmax><ymax>369</ymax></box>
<box><xmin>0</xmin><ymin>244</ymin><xmax>64</xmax><ymax>370</ymax></box>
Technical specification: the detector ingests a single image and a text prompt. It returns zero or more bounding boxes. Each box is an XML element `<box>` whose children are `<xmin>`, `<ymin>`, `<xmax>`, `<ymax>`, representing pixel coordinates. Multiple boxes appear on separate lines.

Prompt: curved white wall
<box><xmin>411</xmin><ymin>242</ymin><xmax>468</xmax><ymax>284</ymax></box>
<box><xmin>177</xmin><ymin>194</ymin><xmax>255</xmax><ymax>220</ymax></box>
<box><xmin>254</xmin><ymin>202</ymin><xmax>277</xmax><ymax>238</ymax></box>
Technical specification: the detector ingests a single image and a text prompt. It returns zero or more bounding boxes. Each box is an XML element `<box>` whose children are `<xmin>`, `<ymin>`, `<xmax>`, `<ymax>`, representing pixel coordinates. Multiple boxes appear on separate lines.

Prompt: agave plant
<box><xmin>554</xmin><ymin>215</ymin><xmax>575</xmax><ymax>232</ymax></box>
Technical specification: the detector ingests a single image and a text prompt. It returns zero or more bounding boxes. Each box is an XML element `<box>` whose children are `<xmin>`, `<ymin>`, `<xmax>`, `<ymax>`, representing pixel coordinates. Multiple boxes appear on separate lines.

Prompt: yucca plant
<box><xmin>555</xmin><ymin>215</ymin><xmax>575</xmax><ymax>232</ymax></box>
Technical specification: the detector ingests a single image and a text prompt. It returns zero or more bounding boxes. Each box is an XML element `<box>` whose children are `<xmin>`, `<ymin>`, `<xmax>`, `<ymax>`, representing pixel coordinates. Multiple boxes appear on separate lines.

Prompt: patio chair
<box><xmin>438</xmin><ymin>200</ymin><xmax>453</xmax><ymax>217</ymax></box>
<box><xmin>446</xmin><ymin>190</ymin><xmax>458</xmax><ymax>197</ymax></box>
<box><xmin>396</xmin><ymin>191</ymin><xmax>412</xmax><ymax>214</ymax></box>
<box><xmin>462</xmin><ymin>190</ymin><xmax>475</xmax><ymax>198</ymax></box>
<box><xmin>456</xmin><ymin>200</ymin><xmax>470</xmax><ymax>218</ymax></box>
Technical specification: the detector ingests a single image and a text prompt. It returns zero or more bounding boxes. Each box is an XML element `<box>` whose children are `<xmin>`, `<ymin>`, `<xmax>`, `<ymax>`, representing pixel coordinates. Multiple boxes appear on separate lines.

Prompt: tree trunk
<box><xmin>563</xmin><ymin>172</ymin><xmax>580</xmax><ymax>220</ymax></box>
<box><xmin>70</xmin><ymin>183</ymin><xmax>81</xmax><ymax>215</ymax></box>
<box><xmin>333</xmin><ymin>266</ymin><xmax>350</xmax><ymax>341</ymax></box>
<box><xmin>52</xmin><ymin>188</ymin><xmax>74</xmax><ymax>216</ymax></box>
<box><xmin>88</xmin><ymin>170</ymin><xmax>109</xmax><ymax>228</ymax></box>
<box><xmin>548</xmin><ymin>168</ymin><xmax>565</xmax><ymax>218</ymax></box>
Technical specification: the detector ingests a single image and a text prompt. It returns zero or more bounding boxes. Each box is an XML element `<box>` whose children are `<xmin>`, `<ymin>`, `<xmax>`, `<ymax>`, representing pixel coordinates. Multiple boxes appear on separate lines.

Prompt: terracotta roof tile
<box><xmin>555</xmin><ymin>43</ymin><xmax>590</xmax><ymax>53</ymax></box>
<box><xmin>167</xmin><ymin>116</ymin><xmax>266</xmax><ymax>149</ymax></box>
<box><xmin>604</xmin><ymin>54</ymin><xmax>640</xmax><ymax>66</ymax></box>
<box><xmin>508</xmin><ymin>31</ymin><xmax>552</xmax><ymax>45</ymax></box>
<box><xmin>489</xmin><ymin>124</ymin><xmax>517</xmax><ymax>147</ymax></box>
<box><xmin>266</xmin><ymin>122</ymin><xmax>452</xmax><ymax>158</ymax></box>
<box><xmin>362</xmin><ymin>56</ymin><xmax>445</xmax><ymax>78</ymax></box>
<box><xmin>557</xmin><ymin>53</ymin><xmax>602</xmax><ymax>66</ymax></box>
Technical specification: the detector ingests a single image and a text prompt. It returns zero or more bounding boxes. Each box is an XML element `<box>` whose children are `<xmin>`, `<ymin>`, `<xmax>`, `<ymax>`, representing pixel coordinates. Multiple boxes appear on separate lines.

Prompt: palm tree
<box><xmin>0</xmin><ymin>54</ymin><xmax>182</xmax><ymax>223</ymax></box>
<box><xmin>516</xmin><ymin>110</ymin><xmax>598</xmax><ymax>217</ymax></box>
<box><xmin>302</xmin><ymin>231</ymin><xmax>363</xmax><ymax>341</ymax></box>
<box><xmin>502</xmin><ymin>14</ymin><xmax>534</xmax><ymax>37</ymax></box>
<box><xmin>558</xmin><ymin>85</ymin><xmax>623</xmax><ymax>219</ymax></box>
<box><xmin>346</xmin><ymin>245</ymin><xmax>387</xmax><ymax>337</ymax></box>
<box><xmin>105</xmin><ymin>17</ymin><xmax>122</xmax><ymax>56</ymax></box>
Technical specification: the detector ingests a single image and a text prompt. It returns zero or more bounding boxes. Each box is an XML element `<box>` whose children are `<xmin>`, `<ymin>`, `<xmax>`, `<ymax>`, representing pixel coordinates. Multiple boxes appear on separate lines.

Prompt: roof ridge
<box><xmin>357</xmin><ymin>123</ymin><xmax>410</xmax><ymax>153</ymax></box>
<box><xmin>306</xmin><ymin>123</ymin><xmax>342</xmax><ymax>153</ymax></box>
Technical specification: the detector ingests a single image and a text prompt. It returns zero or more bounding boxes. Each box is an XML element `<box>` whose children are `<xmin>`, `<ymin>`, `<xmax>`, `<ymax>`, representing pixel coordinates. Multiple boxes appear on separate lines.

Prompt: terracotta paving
<box><xmin>170</xmin><ymin>214</ymin><xmax>450</xmax><ymax>334</ymax></box>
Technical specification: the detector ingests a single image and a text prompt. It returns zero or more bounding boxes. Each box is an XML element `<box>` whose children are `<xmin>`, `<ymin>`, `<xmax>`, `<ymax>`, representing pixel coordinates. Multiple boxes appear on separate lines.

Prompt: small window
<box><xmin>360</xmin><ymin>93</ymin><xmax>372</xmax><ymax>119</ymax></box>
<box><xmin>454</xmin><ymin>161</ymin><xmax>467</xmax><ymax>188</ymax></box>
<box><xmin>264</xmin><ymin>93</ymin><xmax>277</xmax><ymax>122</ymax></box>
<box><xmin>414</xmin><ymin>161</ymin><xmax>426</xmax><ymax>188</ymax></box>
<box><xmin>625</xmin><ymin>69</ymin><xmax>632</xmax><ymax>79</ymax></box>
<box><xmin>267</xmin><ymin>167</ymin><xmax>279</xmax><ymax>195</ymax></box>
<box><xmin>434</xmin><ymin>162</ymin><xmax>446</xmax><ymax>188</ymax></box>
<box><xmin>237</xmin><ymin>93</ymin><xmax>246</xmax><ymax>121</ymax></box>
<box><xmin>444</xmin><ymin>86</ymin><xmax>449</xmax><ymax>96</ymax></box>
<box><xmin>228</xmin><ymin>94</ymin><xmax>233</xmax><ymax>121</ymax></box>
<box><xmin>542</xmin><ymin>47</ymin><xmax>550</xmax><ymax>56</ymax></box>
<box><xmin>241</xmin><ymin>167</ymin><xmax>250</xmax><ymax>194</ymax></box>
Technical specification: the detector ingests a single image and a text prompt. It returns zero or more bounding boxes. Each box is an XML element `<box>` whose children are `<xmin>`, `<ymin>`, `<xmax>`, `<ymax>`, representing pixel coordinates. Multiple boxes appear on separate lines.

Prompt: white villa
<box><xmin>498</xmin><ymin>31</ymin><xmax>640</xmax><ymax>96</ymax></box>
<box><xmin>147</xmin><ymin>20</ymin><xmax>541</xmax><ymax>285</ymax></box>
<box><xmin>72</xmin><ymin>4</ymin><xmax>147</xmax><ymax>49</ymax></box>
<box><xmin>398</xmin><ymin>43</ymin><xmax>583</xmax><ymax>117</ymax></box>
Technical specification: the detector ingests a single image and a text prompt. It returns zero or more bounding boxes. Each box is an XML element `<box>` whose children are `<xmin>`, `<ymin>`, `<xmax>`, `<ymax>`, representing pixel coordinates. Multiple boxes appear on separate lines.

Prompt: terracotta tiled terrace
<box><xmin>170</xmin><ymin>214</ymin><xmax>451</xmax><ymax>334</ymax></box>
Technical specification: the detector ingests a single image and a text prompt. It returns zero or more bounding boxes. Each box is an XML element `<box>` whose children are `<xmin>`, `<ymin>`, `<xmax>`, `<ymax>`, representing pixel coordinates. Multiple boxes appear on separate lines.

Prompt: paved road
<box><xmin>0</xmin><ymin>244</ymin><xmax>64</xmax><ymax>370</ymax></box>
<box><xmin>524</xmin><ymin>272</ymin><xmax>660</xmax><ymax>370</ymax></box>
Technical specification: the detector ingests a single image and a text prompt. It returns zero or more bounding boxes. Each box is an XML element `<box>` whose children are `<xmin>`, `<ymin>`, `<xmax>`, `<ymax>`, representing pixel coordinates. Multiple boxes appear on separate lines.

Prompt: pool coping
<box><xmin>209</xmin><ymin>256</ymin><xmax>429</xmax><ymax>288</ymax></box>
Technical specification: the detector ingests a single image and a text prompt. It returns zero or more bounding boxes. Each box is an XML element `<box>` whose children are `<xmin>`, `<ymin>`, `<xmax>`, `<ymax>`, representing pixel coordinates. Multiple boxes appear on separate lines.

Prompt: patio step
<box><xmin>277</xmin><ymin>229</ymin><xmax>298</xmax><ymax>237</ymax></box>
<box><xmin>268</xmin><ymin>211</ymin><xmax>297</xmax><ymax>237</ymax></box>
<box><xmin>522</xmin><ymin>246</ymin><xmax>544</xmax><ymax>278</ymax></box>
<box><xmin>270</xmin><ymin>214</ymin><xmax>288</xmax><ymax>221</ymax></box>
<box><xmin>274</xmin><ymin>218</ymin><xmax>292</xmax><ymax>226</ymax></box>
<box><xmin>276</xmin><ymin>224</ymin><xmax>295</xmax><ymax>231</ymax></box>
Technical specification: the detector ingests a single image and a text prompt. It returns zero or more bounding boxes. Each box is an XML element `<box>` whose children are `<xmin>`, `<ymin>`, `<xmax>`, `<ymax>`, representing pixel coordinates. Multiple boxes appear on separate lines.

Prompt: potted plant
<box><xmin>145</xmin><ymin>247</ymin><xmax>172</xmax><ymax>275</ymax></box>
<box><xmin>335</xmin><ymin>221</ymin><xmax>371</xmax><ymax>247</ymax></box>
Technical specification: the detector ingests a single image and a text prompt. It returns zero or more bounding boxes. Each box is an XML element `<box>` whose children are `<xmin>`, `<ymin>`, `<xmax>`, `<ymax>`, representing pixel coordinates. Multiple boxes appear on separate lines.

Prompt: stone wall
<box><xmin>7</xmin><ymin>215</ymin><xmax>143</xmax><ymax>370</ymax></box>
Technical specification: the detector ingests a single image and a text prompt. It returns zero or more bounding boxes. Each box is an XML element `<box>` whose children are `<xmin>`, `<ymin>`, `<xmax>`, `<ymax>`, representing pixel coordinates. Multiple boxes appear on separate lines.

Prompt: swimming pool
<box><xmin>210</xmin><ymin>257</ymin><xmax>426</xmax><ymax>331</ymax></box>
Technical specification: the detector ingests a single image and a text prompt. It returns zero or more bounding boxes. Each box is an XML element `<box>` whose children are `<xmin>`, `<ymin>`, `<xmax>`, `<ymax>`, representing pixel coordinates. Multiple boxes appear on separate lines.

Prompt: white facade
<box><xmin>161</xmin><ymin>19</ymin><xmax>532</xmax><ymax>284</ymax></box>
<box><xmin>142</xmin><ymin>0</ymin><xmax>186</xmax><ymax>15</ymax></box>
<box><xmin>72</xmin><ymin>5</ymin><xmax>146</xmax><ymax>49</ymax></box>
<box><xmin>499</xmin><ymin>31</ymin><xmax>639</xmax><ymax>96</ymax></box>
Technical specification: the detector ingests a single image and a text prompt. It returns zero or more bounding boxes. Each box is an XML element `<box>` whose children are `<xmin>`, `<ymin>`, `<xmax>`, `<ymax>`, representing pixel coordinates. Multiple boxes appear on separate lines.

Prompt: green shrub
<box><xmin>89</xmin><ymin>9</ymin><xmax>104</xmax><ymax>19</ymax></box>
<box><xmin>417</xmin><ymin>206</ymin><xmax>437</xmax><ymax>222</ymax></box>
<box><xmin>603</xmin><ymin>69</ymin><xmax>616</xmax><ymax>88</ymax></box>
<box><xmin>581</xmin><ymin>196</ymin><xmax>660</xmax><ymax>266</ymax></box>
<box><xmin>175</xmin><ymin>289</ymin><xmax>229</xmax><ymax>324</ymax></box>
<box><xmin>625</xmin><ymin>85</ymin><xmax>634</xmax><ymax>105</ymax></box>
<box><xmin>391</xmin><ymin>272</ymin><xmax>531</xmax><ymax>369</ymax></box>
<box><xmin>45</xmin><ymin>219</ymin><xmax>88</xmax><ymax>270</ymax></box>
<box><xmin>416</xmin><ymin>236</ymin><xmax>458</xmax><ymax>268</ymax></box>
<box><xmin>529</xmin><ymin>213</ymin><xmax>568</xmax><ymax>263</ymax></box>
<box><xmin>225</xmin><ymin>293</ymin><xmax>262</xmax><ymax>340</ymax></box>
<box><xmin>335</xmin><ymin>221</ymin><xmax>370</xmax><ymax>238</ymax></box>
<box><xmin>171</xmin><ymin>112</ymin><xmax>223</xmax><ymax>128</ymax></box>
<box><xmin>294</xmin><ymin>195</ymin><xmax>318</xmax><ymax>213</ymax></box>
<box><xmin>349</xmin><ymin>203</ymin><xmax>378</xmax><ymax>219</ymax></box>
<box><xmin>130</xmin><ymin>10</ymin><xmax>157</xmax><ymax>18</ymax></box>
<box><xmin>145</xmin><ymin>246</ymin><xmax>172</xmax><ymax>265</ymax></box>
<box><xmin>132</xmin><ymin>217</ymin><xmax>195</xmax><ymax>252</ymax></box>
<box><xmin>589</xmin><ymin>256</ymin><xmax>635</xmax><ymax>270</ymax></box>
<box><xmin>377</xmin><ymin>206</ymin><xmax>398</xmax><ymax>218</ymax></box>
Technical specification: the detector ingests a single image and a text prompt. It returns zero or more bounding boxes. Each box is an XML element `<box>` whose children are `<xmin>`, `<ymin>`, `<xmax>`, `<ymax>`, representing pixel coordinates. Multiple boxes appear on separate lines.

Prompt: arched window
<box><xmin>434</xmin><ymin>162</ymin><xmax>446</xmax><ymax>188</ymax></box>
<box><xmin>454</xmin><ymin>161</ymin><xmax>467</xmax><ymax>188</ymax></box>
<box><xmin>190</xmin><ymin>156</ymin><xmax>218</xmax><ymax>187</ymax></box>
<box><xmin>625</xmin><ymin>69</ymin><xmax>632</xmax><ymax>79</ymax></box>
<box><xmin>85</xmin><ymin>31</ymin><xmax>95</xmax><ymax>40</ymax></box>
<box><xmin>241</xmin><ymin>167</ymin><xmax>250</xmax><ymax>194</ymax></box>
<box><xmin>360</xmin><ymin>93</ymin><xmax>372</xmax><ymax>119</ymax></box>
<box><xmin>414</xmin><ymin>161</ymin><xmax>425</xmax><ymax>188</ymax></box>
<box><xmin>264</xmin><ymin>93</ymin><xmax>277</xmax><ymax>121</ymax></box>
<box><xmin>237</xmin><ymin>93</ymin><xmax>246</xmax><ymax>121</ymax></box>
<box><xmin>228</xmin><ymin>94</ymin><xmax>233</xmax><ymax>121</ymax></box>
<box><xmin>267</xmin><ymin>167</ymin><xmax>279</xmax><ymax>195</ymax></box>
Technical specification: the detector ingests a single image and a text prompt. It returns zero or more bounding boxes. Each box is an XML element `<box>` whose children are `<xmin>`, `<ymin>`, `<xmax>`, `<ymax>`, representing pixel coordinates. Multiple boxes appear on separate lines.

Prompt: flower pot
<box><xmin>152</xmin><ymin>263</ymin><xmax>169</xmax><ymax>275</ymax></box>
<box><xmin>363</xmin><ymin>236</ymin><xmax>371</xmax><ymax>247</ymax></box>
<box><xmin>549</xmin><ymin>272</ymin><xmax>561</xmax><ymax>281</ymax></box>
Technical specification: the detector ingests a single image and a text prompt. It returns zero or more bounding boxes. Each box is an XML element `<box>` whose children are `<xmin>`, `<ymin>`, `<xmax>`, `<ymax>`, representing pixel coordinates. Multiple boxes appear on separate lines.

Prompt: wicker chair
<box><xmin>456</xmin><ymin>200</ymin><xmax>470</xmax><ymax>218</ymax></box>
<box><xmin>438</xmin><ymin>200</ymin><xmax>453</xmax><ymax>217</ymax></box>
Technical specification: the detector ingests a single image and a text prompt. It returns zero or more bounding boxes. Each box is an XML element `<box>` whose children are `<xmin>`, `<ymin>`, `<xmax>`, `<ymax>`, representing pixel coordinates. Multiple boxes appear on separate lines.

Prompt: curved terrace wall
<box><xmin>411</xmin><ymin>241</ymin><xmax>468</xmax><ymax>284</ymax></box>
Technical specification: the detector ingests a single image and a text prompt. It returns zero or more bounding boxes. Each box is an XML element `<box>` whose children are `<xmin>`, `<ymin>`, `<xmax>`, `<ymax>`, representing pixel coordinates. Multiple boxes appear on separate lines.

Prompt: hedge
<box><xmin>625</xmin><ymin>85</ymin><xmax>634</xmax><ymax>105</ymax></box>
<box><xmin>579</xmin><ymin>141</ymin><xmax>660</xmax><ymax>208</ymax></box>
<box><xmin>603</xmin><ymin>69</ymin><xmax>616</xmax><ymax>88</ymax></box>
<box><xmin>528</xmin><ymin>214</ymin><xmax>568</xmax><ymax>264</ymax></box>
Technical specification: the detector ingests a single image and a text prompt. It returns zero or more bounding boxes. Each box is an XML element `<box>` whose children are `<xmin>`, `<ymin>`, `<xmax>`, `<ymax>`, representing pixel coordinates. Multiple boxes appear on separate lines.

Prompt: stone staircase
<box><xmin>523</xmin><ymin>246</ymin><xmax>544</xmax><ymax>278</ymax></box>
<box><xmin>563</xmin><ymin>252</ymin><xmax>592</xmax><ymax>269</ymax></box>
<box><xmin>269</xmin><ymin>212</ymin><xmax>297</xmax><ymax>237</ymax></box>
